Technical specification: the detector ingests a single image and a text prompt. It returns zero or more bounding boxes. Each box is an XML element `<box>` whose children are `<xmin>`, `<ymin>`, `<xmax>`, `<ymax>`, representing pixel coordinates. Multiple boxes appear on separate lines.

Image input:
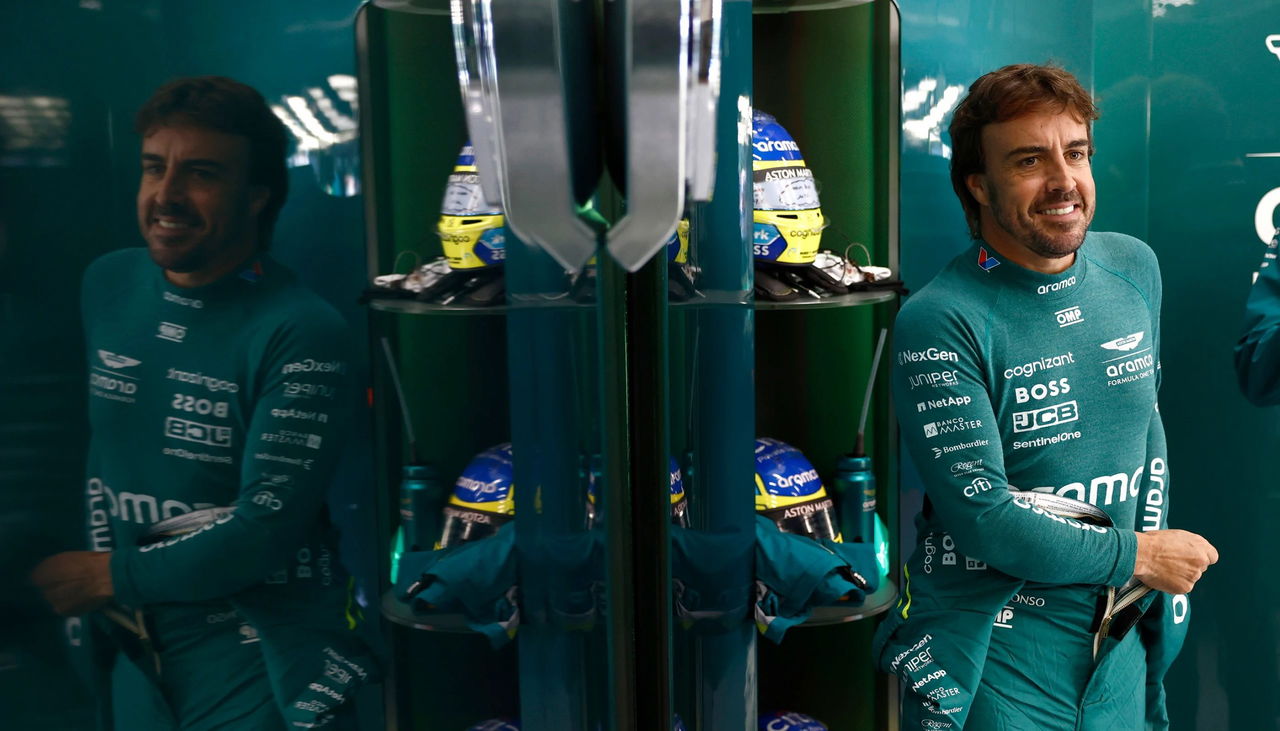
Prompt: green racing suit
<box><xmin>873</xmin><ymin>233</ymin><xmax>1189</xmax><ymax>730</ymax></box>
<box><xmin>81</xmin><ymin>248</ymin><xmax>377</xmax><ymax>729</ymax></box>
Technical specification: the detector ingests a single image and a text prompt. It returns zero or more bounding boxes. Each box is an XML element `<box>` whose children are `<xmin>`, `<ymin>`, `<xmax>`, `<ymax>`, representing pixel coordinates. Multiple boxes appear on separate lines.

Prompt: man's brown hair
<box><xmin>949</xmin><ymin>64</ymin><xmax>1099</xmax><ymax>239</ymax></box>
<box><xmin>135</xmin><ymin>76</ymin><xmax>289</xmax><ymax>249</ymax></box>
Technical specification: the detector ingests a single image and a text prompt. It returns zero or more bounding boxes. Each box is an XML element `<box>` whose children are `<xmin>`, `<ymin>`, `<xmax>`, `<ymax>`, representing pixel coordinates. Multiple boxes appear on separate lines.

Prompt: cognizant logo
<box><xmin>1003</xmin><ymin>352</ymin><xmax>1075</xmax><ymax>379</ymax></box>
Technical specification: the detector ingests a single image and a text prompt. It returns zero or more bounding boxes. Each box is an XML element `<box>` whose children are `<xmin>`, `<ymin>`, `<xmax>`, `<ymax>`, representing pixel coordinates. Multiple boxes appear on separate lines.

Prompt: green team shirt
<box><xmin>82</xmin><ymin>248</ymin><xmax>352</xmax><ymax>605</ymax></box>
<box><xmin>892</xmin><ymin>232</ymin><xmax>1169</xmax><ymax>585</ymax></box>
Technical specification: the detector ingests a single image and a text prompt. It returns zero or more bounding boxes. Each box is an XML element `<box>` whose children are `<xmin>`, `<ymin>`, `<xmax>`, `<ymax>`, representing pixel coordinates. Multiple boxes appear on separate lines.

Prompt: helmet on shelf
<box><xmin>437</xmin><ymin>443</ymin><xmax>515</xmax><ymax>549</ymax></box>
<box><xmin>586</xmin><ymin>455</ymin><xmax>690</xmax><ymax>529</ymax></box>
<box><xmin>751</xmin><ymin>110</ymin><xmax>827</xmax><ymax>266</ymax></box>
<box><xmin>667</xmin><ymin>219</ymin><xmax>691</xmax><ymax>265</ymax></box>
<box><xmin>754</xmin><ymin>438</ymin><xmax>841</xmax><ymax>542</ymax></box>
<box><xmin>438</xmin><ymin>143</ymin><xmax>508</xmax><ymax>271</ymax></box>
<box><xmin>759</xmin><ymin>711</ymin><xmax>830</xmax><ymax>731</ymax></box>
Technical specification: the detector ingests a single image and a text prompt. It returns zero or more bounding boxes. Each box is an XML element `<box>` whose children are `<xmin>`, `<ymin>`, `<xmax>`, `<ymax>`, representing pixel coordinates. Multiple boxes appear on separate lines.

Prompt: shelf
<box><xmin>369</xmin><ymin>0</ymin><xmax>450</xmax><ymax>15</ymax></box>
<box><xmin>366</xmin><ymin>293</ymin><xmax>600</xmax><ymax>315</ymax></box>
<box><xmin>382</xmin><ymin>589</ymin><xmax>479</xmax><ymax>633</ymax></box>
<box><xmin>753</xmin><ymin>0</ymin><xmax>874</xmax><ymax>15</ymax></box>
<box><xmin>799</xmin><ymin>577</ymin><xmax>897</xmax><ymax>627</ymax></box>
<box><xmin>754</xmin><ymin>289</ymin><xmax>896</xmax><ymax>311</ymax></box>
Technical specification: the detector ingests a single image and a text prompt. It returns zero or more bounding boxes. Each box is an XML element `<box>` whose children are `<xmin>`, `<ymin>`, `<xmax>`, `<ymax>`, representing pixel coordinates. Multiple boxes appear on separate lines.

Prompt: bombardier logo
<box><xmin>98</xmin><ymin>350</ymin><xmax>141</xmax><ymax>369</ymax></box>
<box><xmin>1101</xmin><ymin>332</ymin><xmax>1145</xmax><ymax>352</ymax></box>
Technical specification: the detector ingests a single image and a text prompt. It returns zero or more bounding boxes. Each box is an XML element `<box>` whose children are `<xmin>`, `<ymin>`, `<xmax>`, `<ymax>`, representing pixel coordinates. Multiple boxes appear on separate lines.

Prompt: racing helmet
<box><xmin>752</xmin><ymin>110</ymin><xmax>827</xmax><ymax>266</ymax></box>
<box><xmin>437</xmin><ymin>443</ymin><xmax>515</xmax><ymax>549</ymax></box>
<box><xmin>759</xmin><ymin>711</ymin><xmax>829</xmax><ymax>731</ymax></box>
<box><xmin>754</xmin><ymin>438</ymin><xmax>841</xmax><ymax>542</ymax></box>
<box><xmin>438</xmin><ymin>143</ymin><xmax>508</xmax><ymax>271</ymax></box>
<box><xmin>586</xmin><ymin>455</ymin><xmax>690</xmax><ymax>529</ymax></box>
<box><xmin>466</xmin><ymin>721</ymin><xmax>519</xmax><ymax>731</ymax></box>
<box><xmin>667</xmin><ymin>219</ymin><xmax>691</xmax><ymax>264</ymax></box>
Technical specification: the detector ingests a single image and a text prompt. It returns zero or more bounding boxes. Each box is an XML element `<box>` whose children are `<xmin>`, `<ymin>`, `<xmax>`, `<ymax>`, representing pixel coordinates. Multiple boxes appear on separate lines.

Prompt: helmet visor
<box><xmin>759</xmin><ymin>496</ymin><xmax>841</xmax><ymax>542</ymax></box>
<box><xmin>441</xmin><ymin>171</ymin><xmax>502</xmax><ymax>216</ymax></box>
<box><xmin>753</xmin><ymin>163</ymin><xmax>820</xmax><ymax>211</ymax></box>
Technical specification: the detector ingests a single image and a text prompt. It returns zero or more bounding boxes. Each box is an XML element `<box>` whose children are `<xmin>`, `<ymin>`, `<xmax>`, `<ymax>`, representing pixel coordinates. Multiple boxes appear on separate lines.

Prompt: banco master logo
<box><xmin>1101</xmin><ymin>332</ymin><xmax>1145</xmax><ymax>352</ymax></box>
<box><xmin>923</xmin><ymin>416</ymin><xmax>982</xmax><ymax>439</ymax></box>
<box><xmin>898</xmin><ymin>348</ymin><xmax>959</xmax><ymax>365</ymax></box>
<box><xmin>98</xmin><ymin>350</ymin><xmax>141</xmax><ymax>369</ymax></box>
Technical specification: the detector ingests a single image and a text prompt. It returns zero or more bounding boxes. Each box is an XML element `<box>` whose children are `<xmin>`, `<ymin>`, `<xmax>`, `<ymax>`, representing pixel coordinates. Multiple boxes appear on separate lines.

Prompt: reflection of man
<box><xmin>874</xmin><ymin>64</ymin><xmax>1216</xmax><ymax>729</ymax></box>
<box><xmin>31</xmin><ymin>76</ymin><xmax>375</xmax><ymax>729</ymax></box>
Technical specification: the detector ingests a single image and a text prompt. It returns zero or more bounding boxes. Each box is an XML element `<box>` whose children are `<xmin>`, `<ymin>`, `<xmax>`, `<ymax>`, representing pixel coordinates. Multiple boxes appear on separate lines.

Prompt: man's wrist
<box><xmin>1131</xmin><ymin>531</ymin><xmax>1151</xmax><ymax>579</ymax></box>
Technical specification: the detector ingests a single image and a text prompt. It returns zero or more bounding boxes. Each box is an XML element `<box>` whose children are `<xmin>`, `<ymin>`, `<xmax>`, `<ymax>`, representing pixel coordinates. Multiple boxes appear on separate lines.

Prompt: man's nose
<box><xmin>1044</xmin><ymin>156</ymin><xmax>1077</xmax><ymax>193</ymax></box>
<box><xmin>154</xmin><ymin>170</ymin><xmax>185</xmax><ymax>206</ymax></box>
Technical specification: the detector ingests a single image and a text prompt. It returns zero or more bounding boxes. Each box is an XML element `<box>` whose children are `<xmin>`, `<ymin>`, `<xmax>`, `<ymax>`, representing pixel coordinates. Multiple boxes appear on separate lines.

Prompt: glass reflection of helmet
<box><xmin>437</xmin><ymin>443</ymin><xmax>515</xmax><ymax>549</ymax></box>
<box><xmin>666</xmin><ymin>219</ymin><xmax>690</xmax><ymax>264</ymax></box>
<box><xmin>759</xmin><ymin>711</ymin><xmax>829</xmax><ymax>731</ymax></box>
<box><xmin>754</xmin><ymin>438</ymin><xmax>841</xmax><ymax>543</ymax></box>
<box><xmin>466</xmin><ymin>720</ymin><xmax>519</xmax><ymax>731</ymax></box>
<box><xmin>587</xmin><ymin>455</ymin><xmax>689</xmax><ymax>529</ymax></box>
<box><xmin>752</xmin><ymin>110</ymin><xmax>827</xmax><ymax>266</ymax></box>
<box><xmin>438</xmin><ymin>143</ymin><xmax>508</xmax><ymax>271</ymax></box>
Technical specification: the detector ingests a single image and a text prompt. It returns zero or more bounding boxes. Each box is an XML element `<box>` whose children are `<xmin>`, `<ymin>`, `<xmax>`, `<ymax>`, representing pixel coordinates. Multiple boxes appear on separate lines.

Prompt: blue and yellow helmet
<box><xmin>587</xmin><ymin>455</ymin><xmax>689</xmax><ymax>529</ymax></box>
<box><xmin>754</xmin><ymin>438</ymin><xmax>841</xmax><ymax>542</ymax></box>
<box><xmin>759</xmin><ymin>711</ymin><xmax>829</xmax><ymax>731</ymax></box>
<box><xmin>438</xmin><ymin>443</ymin><xmax>515</xmax><ymax>549</ymax></box>
<box><xmin>666</xmin><ymin>219</ymin><xmax>690</xmax><ymax>265</ymax></box>
<box><xmin>438</xmin><ymin>143</ymin><xmax>508</xmax><ymax>271</ymax></box>
<box><xmin>752</xmin><ymin>111</ymin><xmax>827</xmax><ymax>266</ymax></box>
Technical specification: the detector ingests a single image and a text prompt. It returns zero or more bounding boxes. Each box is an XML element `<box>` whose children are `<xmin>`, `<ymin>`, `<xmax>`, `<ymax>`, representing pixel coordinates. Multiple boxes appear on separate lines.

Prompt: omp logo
<box><xmin>157</xmin><ymin>321</ymin><xmax>187</xmax><ymax>343</ymax></box>
<box><xmin>1101</xmin><ymin>332</ymin><xmax>1145</xmax><ymax>352</ymax></box>
<box><xmin>1055</xmin><ymin>306</ymin><xmax>1084</xmax><ymax>327</ymax></box>
<box><xmin>281</xmin><ymin>359</ymin><xmax>347</xmax><ymax>375</ymax></box>
<box><xmin>1003</xmin><ymin>352</ymin><xmax>1075</xmax><ymax>379</ymax></box>
<box><xmin>165</xmin><ymin>417</ymin><xmax>233</xmax><ymax>448</ymax></box>
<box><xmin>964</xmin><ymin>478</ymin><xmax>993</xmax><ymax>497</ymax></box>
<box><xmin>898</xmin><ymin>348</ymin><xmax>959</xmax><ymax>365</ymax></box>
<box><xmin>908</xmin><ymin>370</ymin><xmax>959</xmax><ymax>390</ymax></box>
<box><xmin>163</xmin><ymin>291</ymin><xmax>204</xmax><ymax>309</ymax></box>
<box><xmin>167</xmin><ymin>368</ymin><xmax>240</xmax><ymax>393</ymax></box>
<box><xmin>1037</xmin><ymin>276</ymin><xmax>1076</xmax><ymax>295</ymax></box>
<box><xmin>1014</xmin><ymin>378</ymin><xmax>1070</xmax><ymax>403</ymax></box>
<box><xmin>923</xmin><ymin>417</ymin><xmax>982</xmax><ymax>439</ymax></box>
<box><xmin>1036</xmin><ymin>464</ymin><xmax>1148</xmax><ymax>507</ymax></box>
<box><xmin>1012</xmin><ymin>400</ymin><xmax>1080</xmax><ymax>433</ymax></box>
<box><xmin>993</xmin><ymin>607</ymin><xmax>1014</xmax><ymax>629</ymax></box>
<box><xmin>917</xmin><ymin>395</ymin><xmax>972</xmax><ymax>412</ymax></box>
<box><xmin>98</xmin><ymin>350</ymin><xmax>141</xmax><ymax>369</ymax></box>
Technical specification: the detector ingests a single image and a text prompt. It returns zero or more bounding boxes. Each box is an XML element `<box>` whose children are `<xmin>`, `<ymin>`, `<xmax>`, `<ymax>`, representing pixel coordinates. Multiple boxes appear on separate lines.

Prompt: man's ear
<box><xmin>249</xmin><ymin>186</ymin><xmax>270</xmax><ymax>217</ymax></box>
<box><xmin>966</xmin><ymin>173</ymin><xmax>990</xmax><ymax>208</ymax></box>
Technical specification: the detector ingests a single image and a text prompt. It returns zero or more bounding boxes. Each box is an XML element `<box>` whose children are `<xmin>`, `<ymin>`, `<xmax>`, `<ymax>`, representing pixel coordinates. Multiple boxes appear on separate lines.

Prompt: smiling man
<box><xmin>872</xmin><ymin>64</ymin><xmax>1217</xmax><ymax>729</ymax></box>
<box><xmin>31</xmin><ymin>77</ymin><xmax>375</xmax><ymax>730</ymax></box>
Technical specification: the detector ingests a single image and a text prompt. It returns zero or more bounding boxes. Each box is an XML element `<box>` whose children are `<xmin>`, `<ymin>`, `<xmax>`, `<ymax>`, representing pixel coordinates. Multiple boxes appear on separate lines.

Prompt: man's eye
<box><xmin>142</xmin><ymin>164</ymin><xmax>163</xmax><ymax>175</ymax></box>
<box><xmin>1067</xmin><ymin>150</ymin><xmax>1085</xmax><ymax>161</ymax></box>
<box><xmin>193</xmin><ymin>169</ymin><xmax>217</xmax><ymax>180</ymax></box>
<box><xmin>1019</xmin><ymin>157</ymin><xmax>1038</xmax><ymax>167</ymax></box>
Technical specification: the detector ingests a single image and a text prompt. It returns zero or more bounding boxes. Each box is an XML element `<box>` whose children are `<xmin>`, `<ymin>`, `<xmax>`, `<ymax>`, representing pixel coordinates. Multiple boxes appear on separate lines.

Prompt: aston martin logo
<box><xmin>98</xmin><ymin>350</ymin><xmax>141</xmax><ymax>369</ymax></box>
<box><xmin>1100</xmin><ymin>333</ymin><xmax>1145</xmax><ymax>352</ymax></box>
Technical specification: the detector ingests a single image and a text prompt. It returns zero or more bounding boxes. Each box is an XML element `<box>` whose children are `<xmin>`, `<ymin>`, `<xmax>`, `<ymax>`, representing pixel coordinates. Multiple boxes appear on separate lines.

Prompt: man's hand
<box><xmin>30</xmin><ymin>551</ymin><xmax>114</xmax><ymax>616</ymax></box>
<box><xmin>1133</xmin><ymin>530</ymin><xmax>1218</xmax><ymax>594</ymax></box>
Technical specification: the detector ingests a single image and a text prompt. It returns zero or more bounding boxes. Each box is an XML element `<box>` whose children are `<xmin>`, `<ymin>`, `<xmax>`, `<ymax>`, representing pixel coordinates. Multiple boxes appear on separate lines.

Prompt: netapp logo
<box><xmin>923</xmin><ymin>417</ymin><xmax>982</xmax><ymax>439</ymax></box>
<box><xmin>1003</xmin><ymin>352</ymin><xmax>1075</xmax><ymax>379</ymax></box>
<box><xmin>908</xmin><ymin>370</ymin><xmax>960</xmax><ymax>390</ymax></box>
<box><xmin>1037</xmin><ymin>276</ymin><xmax>1076</xmax><ymax>295</ymax></box>
<box><xmin>1012</xmin><ymin>400</ymin><xmax>1080</xmax><ymax>433</ymax></box>
<box><xmin>897</xmin><ymin>348</ymin><xmax>959</xmax><ymax>365</ymax></box>
<box><xmin>917</xmin><ymin>395</ymin><xmax>972</xmax><ymax>412</ymax></box>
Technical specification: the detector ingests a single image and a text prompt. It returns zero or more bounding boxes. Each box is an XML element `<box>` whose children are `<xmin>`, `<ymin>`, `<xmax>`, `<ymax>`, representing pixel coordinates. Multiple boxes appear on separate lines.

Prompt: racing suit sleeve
<box><xmin>1235</xmin><ymin>235</ymin><xmax>1280</xmax><ymax>404</ymax></box>
<box><xmin>109</xmin><ymin>314</ymin><xmax>352</xmax><ymax>606</ymax></box>
<box><xmin>893</xmin><ymin>312</ymin><xmax>1136</xmax><ymax>587</ymax></box>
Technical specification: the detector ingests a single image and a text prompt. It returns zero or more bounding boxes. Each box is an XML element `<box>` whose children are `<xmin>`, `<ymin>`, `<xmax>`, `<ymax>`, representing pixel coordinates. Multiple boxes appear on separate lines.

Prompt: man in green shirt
<box><xmin>32</xmin><ymin>76</ymin><xmax>375</xmax><ymax>730</ymax></box>
<box><xmin>873</xmin><ymin>64</ymin><xmax>1217</xmax><ymax>729</ymax></box>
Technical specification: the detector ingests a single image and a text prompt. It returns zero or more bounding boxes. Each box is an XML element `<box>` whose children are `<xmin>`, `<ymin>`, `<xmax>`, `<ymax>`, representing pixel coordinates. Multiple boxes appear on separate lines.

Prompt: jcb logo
<box><xmin>164</xmin><ymin>417</ymin><xmax>232</xmax><ymax>448</ymax></box>
<box><xmin>1014</xmin><ymin>378</ymin><xmax>1070</xmax><ymax>404</ymax></box>
<box><xmin>1012</xmin><ymin>400</ymin><xmax>1079</xmax><ymax>433</ymax></box>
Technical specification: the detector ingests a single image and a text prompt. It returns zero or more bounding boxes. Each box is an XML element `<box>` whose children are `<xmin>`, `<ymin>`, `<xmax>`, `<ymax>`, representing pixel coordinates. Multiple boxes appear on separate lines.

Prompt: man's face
<box><xmin>966</xmin><ymin>111</ymin><xmax>1096</xmax><ymax>269</ymax></box>
<box><xmin>137</xmin><ymin>125</ymin><xmax>268</xmax><ymax>281</ymax></box>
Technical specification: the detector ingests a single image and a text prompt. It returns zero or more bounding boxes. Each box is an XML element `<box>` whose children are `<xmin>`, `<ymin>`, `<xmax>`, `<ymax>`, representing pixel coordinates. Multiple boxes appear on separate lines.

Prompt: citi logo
<box><xmin>157</xmin><ymin>321</ymin><xmax>187</xmax><ymax>343</ymax></box>
<box><xmin>1037</xmin><ymin>276</ymin><xmax>1076</xmax><ymax>295</ymax></box>
<box><xmin>98</xmin><ymin>350</ymin><xmax>141</xmax><ymax>369</ymax></box>
<box><xmin>1101</xmin><ymin>332</ymin><xmax>1145</xmax><ymax>352</ymax></box>
<box><xmin>977</xmin><ymin>247</ymin><xmax>1001</xmax><ymax>272</ymax></box>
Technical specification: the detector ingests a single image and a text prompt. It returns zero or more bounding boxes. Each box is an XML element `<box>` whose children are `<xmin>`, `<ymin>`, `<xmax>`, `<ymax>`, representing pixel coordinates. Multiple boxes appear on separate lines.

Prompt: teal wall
<box><xmin>898</xmin><ymin>0</ymin><xmax>1280</xmax><ymax>727</ymax></box>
